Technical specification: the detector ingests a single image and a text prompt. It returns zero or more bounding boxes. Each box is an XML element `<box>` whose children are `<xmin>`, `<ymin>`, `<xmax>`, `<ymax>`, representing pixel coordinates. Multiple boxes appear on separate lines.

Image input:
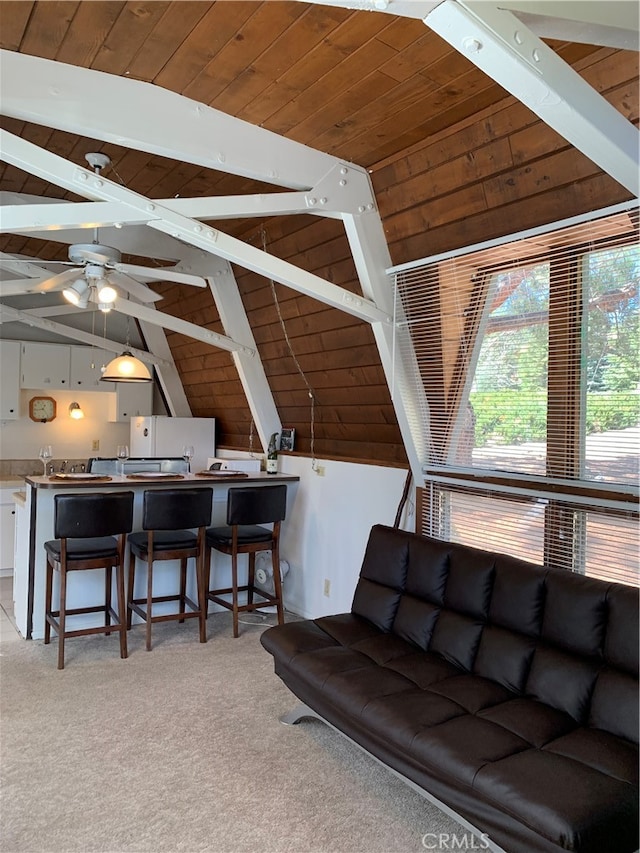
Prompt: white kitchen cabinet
<box><xmin>0</xmin><ymin>489</ymin><xmax>17</xmax><ymax>572</ymax></box>
<box><xmin>20</xmin><ymin>342</ymin><xmax>70</xmax><ymax>389</ymax></box>
<box><xmin>69</xmin><ymin>346</ymin><xmax>115</xmax><ymax>392</ymax></box>
<box><xmin>109</xmin><ymin>382</ymin><xmax>153</xmax><ymax>422</ymax></box>
<box><xmin>0</xmin><ymin>340</ymin><xmax>20</xmax><ymax>419</ymax></box>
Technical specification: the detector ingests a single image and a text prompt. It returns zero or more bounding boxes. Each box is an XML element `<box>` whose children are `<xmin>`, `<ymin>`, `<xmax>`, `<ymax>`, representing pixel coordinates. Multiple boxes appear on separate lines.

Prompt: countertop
<box><xmin>0</xmin><ymin>477</ymin><xmax>25</xmax><ymax>489</ymax></box>
<box><xmin>25</xmin><ymin>471</ymin><xmax>299</xmax><ymax>489</ymax></box>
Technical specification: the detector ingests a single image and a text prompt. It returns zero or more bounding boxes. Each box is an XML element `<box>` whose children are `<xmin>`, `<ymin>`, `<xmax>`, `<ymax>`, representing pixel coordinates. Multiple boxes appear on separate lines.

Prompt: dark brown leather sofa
<box><xmin>261</xmin><ymin>524</ymin><xmax>639</xmax><ymax>853</ymax></box>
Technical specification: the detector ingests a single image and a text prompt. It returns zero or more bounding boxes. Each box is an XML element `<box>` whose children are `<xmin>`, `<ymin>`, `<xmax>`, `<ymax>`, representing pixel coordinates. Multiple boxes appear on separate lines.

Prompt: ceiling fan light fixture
<box><xmin>96</xmin><ymin>280</ymin><xmax>117</xmax><ymax>303</ymax></box>
<box><xmin>62</xmin><ymin>277</ymin><xmax>90</xmax><ymax>307</ymax></box>
<box><xmin>100</xmin><ymin>351</ymin><xmax>152</xmax><ymax>383</ymax></box>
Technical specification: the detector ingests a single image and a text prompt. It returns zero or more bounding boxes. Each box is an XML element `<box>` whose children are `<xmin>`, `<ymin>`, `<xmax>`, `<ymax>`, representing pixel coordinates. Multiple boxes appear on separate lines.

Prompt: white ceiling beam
<box><xmin>0</xmin><ymin>131</ymin><xmax>391</xmax><ymax>325</ymax></box>
<box><xmin>425</xmin><ymin>0</ymin><xmax>639</xmax><ymax>197</ymax></box>
<box><xmin>0</xmin><ymin>193</ymin><xmax>342</xmax><ymax>234</ymax></box>
<box><xmin>206</xmin><ymin>260</ymin><xmax>281</xmax><ymax>453</ymax></box>
<box><xmin>498</xmin><ymin>1</ymin><xmax>639</xmax><ymax>50</ymax></box>
<box><xmin>134</xmin><ymin>314</ymin><xmax>192</xmax><ymax>417</ymax></box>
<box><xmin>0</xmin><ymin>252</ymin><xmax>56</xmax><ymax>280</ymax></box>
<box><xmin>343</xmin><ymin>211</ymin><xmax>429</xmax><ymax>485</ymax></box>
<box><xmin>295</xmin><ymin>0</ymin><xmax>440</xmax><ymax>18</ymax></box>
<box><xmin>0</xmin><ymin>49</ymin><xmax>339</xmax><ymax>191</ymax></box>
<box><xmin>0</xmin><ymin>303</ymin><xmax>167</xmax><ymax>365</ymax></box>
<box><xmin>111</xmin><ymin>297</ymin><xmax>254</xmax><ymax>357</ymax></box>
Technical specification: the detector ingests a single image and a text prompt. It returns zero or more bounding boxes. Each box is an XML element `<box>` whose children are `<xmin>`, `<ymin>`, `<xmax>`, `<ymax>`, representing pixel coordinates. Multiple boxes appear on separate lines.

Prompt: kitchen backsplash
<box><xmin>0</xmin><ymin>458</ymin><xmax>88</xmax><ymax>478</ymax></box>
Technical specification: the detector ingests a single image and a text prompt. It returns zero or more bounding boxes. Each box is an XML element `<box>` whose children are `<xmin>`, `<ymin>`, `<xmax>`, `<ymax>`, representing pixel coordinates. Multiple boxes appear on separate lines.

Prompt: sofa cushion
<box><xmin>605</xmin><ymin>583</ymin><xmax>640</xmax><ymax>675</ymax></box>
<box><xmin>478</xmin><ymin>696</ymin><xmax>576</xmax><ymax>747</ymax></box>
<box><xmin>444</xmin><ymin>543</ymin><xmax>495</xmax><ymax>619</ymax></box>
<box><xmin>589</xmin><ymin>668</ymin><xmax>639</xmax><ymax>744</ymax></box>
<box><xmin>473</xmin><ymin>749</ymin><xmax>639</xmax><ymax>853</ymax></box>
<box><xmin>525</xmin><ymin>645</ymin><xmax>599</xmax><ymax>722</ymax></box>
<box><xmin>490</xmin><ymin>554</ymin><xmax>546</xmax><ymax>636</ymax></box>
<box><xmin>473</xmin><ymin>624</ymin><xmax>536</xmax><ymax>693</ymax></box>
<box><xmin>542</xmin><ymin>570</ymin><xmax>608</xmax><ymax>658</ymax></box>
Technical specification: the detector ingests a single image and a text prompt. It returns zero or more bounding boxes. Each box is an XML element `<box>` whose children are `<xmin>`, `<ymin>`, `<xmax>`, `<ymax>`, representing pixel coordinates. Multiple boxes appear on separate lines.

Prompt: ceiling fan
<box><xmin>2</xmin><ymin>153</ymin><xmax>206</xmax><ymax>307</ymax></box>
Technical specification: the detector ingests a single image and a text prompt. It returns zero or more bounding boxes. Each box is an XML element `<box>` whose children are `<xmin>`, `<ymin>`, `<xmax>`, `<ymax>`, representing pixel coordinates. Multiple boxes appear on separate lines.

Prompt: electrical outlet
<box><xmin>92</xmin><ymin>439</ymin><xmax>100</xmax><ymax>451</ymax></box>
<box><xmin>323</xmin><ymin>578</ymin><xmax>331</xmax><ymax>597</ymax></box>
<box><xmin>315</xmin><ymin>465</ymin><xmax>325</xmax><ymax>477</ymax></box>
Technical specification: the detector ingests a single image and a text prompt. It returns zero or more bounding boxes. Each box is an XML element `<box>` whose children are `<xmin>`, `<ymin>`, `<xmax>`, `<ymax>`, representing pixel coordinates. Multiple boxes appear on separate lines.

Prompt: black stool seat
<box><xmin>205</xmin><ymin>485</ymin><xmax>287</xmax><ymax>638</ymax></box>
<box><xmin>44</xmin><ymin>536</ymin><xmax>119</xmax><ymax>561</ymax></box>
<box><xmin>44</xmin><ymin>491</ymin><xmax>134</xmax><ymax>670</ymax></box>
<box><xmin>206</xmin><ymin>525</ymin><xmax>274</xmax><ymax>547</ymax></box>
<box><xmin>128</xmin><ymin>530</ymin><xmax>198</xmax><ymax>555</ymax></box>
<box><xmin>127</xmin><ymin>488</ymin><xmax>213</xmax><ymax>651</ymax></box>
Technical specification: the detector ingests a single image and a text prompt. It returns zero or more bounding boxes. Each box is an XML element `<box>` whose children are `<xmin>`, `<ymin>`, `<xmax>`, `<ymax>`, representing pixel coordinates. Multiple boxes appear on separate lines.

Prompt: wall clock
<box><xmin>29</xmin><ymin>396</ymin><xmax>57</xmax><ymax>423</ymax></box>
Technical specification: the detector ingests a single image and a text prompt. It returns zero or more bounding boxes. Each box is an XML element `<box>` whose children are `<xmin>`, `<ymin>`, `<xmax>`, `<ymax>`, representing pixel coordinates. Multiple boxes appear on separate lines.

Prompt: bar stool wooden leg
<box><xmin>231</xmin><ymin>551</ymin><xmax>240</xmax><ymax>639</ymax></box>
<box><xmin>116</xmin><ymin>561</ymin><xmax>128</xmax><ymax>660</ymax></box>
<box><xmin>127</xmin><ymin>551</ymin><xmax>136</xmax><ymax>630</ymax></box>
<box><xmin>58</xmin><ymin>565</ymin><xmax>67</xmax><ymax>670</ymax></box>
<box><xmin>105</xmin><ymin>565</ymin><xmax>112</xmax><ymax>635</ymax></box>
<box><xmin>44</xmin><ymin>557</ymin><xmax>53</xmax><ymax>645</ymax></box>
<box><xmin>179</xmin><ymin>558</ymin><xmax>187</xmax><ymax>623</ymax></box>
<box><xmin>197</xmin><ymin>552</ymin><xmax>206</xmax><ymax>644</ymax></box>
<box><xmin>247</xmin><ymin>553</ymin><xmax>255</xmax><ymax>606</ymax></box>
<box><xmin>272</xmin><ymin>543</ymin><xmax>285</xmax><ymax>626</ymax></box>
<box><xmin>145</xmin><ymin>553</ymin><xmax>153</xmax><ymax>652</ymax></box>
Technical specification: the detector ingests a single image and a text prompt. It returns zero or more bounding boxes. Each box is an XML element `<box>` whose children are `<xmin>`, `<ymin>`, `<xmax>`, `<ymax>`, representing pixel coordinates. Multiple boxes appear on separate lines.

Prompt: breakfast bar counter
<box><xmin>15</xmin><ymin>471</ymin><xmax>299</xmax><ymax>640</ymax></box>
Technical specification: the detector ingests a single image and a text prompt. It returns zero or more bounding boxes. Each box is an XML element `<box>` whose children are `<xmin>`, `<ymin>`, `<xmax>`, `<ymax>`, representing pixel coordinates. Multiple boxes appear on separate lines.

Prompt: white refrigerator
<box><xmin>130</xmin><ymin>416</ymin><xmax>216</xmax><ymax>473</ymax></box>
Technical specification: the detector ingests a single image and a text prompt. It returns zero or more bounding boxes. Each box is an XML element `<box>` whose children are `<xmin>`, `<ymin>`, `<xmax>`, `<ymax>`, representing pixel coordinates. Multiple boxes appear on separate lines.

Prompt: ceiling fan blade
<box><xmin>108</xmin><ymin>272</ymin><xmax>163</xmax><ymax>303</ymax></box>
<box><xmin>113</xmin><ymin>262</ymin><xmax>206</xmax><ymax>287</ymax></box>
<box><xmin>31</xmin><ymin>267</ymin><xmax>84</xmax><ymax>293</ymax></box>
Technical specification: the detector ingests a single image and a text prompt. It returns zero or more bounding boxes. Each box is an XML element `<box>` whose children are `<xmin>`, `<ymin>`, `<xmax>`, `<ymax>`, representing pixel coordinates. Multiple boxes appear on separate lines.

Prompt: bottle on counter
<box><xmin>266</xmin><ymin>432</ymin><xmax>279</xmax><ymax>474</ymax></box>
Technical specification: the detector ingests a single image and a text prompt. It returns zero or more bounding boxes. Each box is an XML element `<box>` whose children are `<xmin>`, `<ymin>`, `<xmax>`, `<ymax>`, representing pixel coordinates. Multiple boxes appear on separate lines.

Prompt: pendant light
<box><xmin>100</xmin><ymin>315</ymin><xmax>152</xmax><ymax>383</ymax></box>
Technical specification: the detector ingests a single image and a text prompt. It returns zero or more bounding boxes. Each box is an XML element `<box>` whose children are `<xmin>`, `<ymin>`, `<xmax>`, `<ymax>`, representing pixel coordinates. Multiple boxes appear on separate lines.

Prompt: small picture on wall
<box><xmin>280</xmin><ymin>428</ymin><xmax>295</xmax><ymax>452</ymax></box>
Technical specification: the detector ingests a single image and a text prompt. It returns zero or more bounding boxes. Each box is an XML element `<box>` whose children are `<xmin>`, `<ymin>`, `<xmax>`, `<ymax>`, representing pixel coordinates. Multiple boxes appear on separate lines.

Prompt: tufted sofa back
<box><xmin>351</xmin><ymin>525</ymin><xmax>639</xmax><ymax>743</ymax></box>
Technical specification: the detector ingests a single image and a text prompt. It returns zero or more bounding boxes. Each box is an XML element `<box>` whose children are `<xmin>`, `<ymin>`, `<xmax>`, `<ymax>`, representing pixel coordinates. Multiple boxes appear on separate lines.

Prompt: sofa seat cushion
<box><xmin>543</xmin><ymin>727</ymin><xmax>638</xmax><ymax>785</ymax></box>
<box><xmin>473</xmin><ymin>748</ymin><xmax>639</xmax><ymax>853</ymax></box>
<box><xmin>478</xmin><ymin>696</ymin><xmax>577</xmax><ymax>747</ymax></box>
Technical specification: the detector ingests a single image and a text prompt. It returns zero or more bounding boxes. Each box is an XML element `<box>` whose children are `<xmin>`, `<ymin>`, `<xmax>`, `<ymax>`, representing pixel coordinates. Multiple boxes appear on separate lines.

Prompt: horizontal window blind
<box><xmin>393</xmin><ymin>205</ymin><xmax>639</xmax><ymax>485</ymax></box>
<box><xmin>394</xmin><ymin>201</ymin><xmax>639</xmax><ymax>587</ymax></box>
<box><xmin>420</xmin><ymin>485</ymin><xmax>639</xmax><ymax>588</ymax></box>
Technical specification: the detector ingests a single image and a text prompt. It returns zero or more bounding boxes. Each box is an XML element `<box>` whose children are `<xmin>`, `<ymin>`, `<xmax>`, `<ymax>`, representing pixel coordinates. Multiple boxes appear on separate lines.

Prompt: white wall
<box><xmin>0</xmin><ymin>389</ymin><xmax>129</xmax><ymax>462</ymax></box>
<box><xmin>276</xmin><ymin>456</ymin><xmax>414</xmax><ymax>618</ymax></box>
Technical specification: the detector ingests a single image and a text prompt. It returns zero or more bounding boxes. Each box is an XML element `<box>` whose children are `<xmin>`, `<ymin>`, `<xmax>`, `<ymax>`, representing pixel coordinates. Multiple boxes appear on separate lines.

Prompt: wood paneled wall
<box><xmin>161</xmin><ymin>45</ymin><xmax>636</xmax><ymax>467</ymax></box>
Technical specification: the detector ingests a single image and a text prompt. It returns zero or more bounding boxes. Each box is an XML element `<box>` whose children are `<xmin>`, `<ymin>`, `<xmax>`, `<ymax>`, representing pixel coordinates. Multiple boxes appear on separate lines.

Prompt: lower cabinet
<box><xmin>0</xmin><ymin>489</ymin><xmax>17</xmax><ymax>572</ymax></box>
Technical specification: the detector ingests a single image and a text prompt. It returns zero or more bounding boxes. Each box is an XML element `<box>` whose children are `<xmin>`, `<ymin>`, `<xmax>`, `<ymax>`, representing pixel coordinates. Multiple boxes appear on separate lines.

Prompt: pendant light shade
<box><xmin>100</xmin><ymin>351</ymin><xmax>152</xmax><ymax>383</ymax></box>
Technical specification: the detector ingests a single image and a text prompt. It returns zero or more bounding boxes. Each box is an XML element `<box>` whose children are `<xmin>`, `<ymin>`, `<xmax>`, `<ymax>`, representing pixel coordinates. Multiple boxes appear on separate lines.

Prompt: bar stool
<box><xmin>127</xmin><ymin>488</ymin><xmax>213</xmax><ymax>651</ymax></box>
<box><xmin>205</xmin><ymin>484</ymin><xmax>287</xmax><ymax>637</ymax></box>
<box><xmin>44</xmin><ymin>491</ymin><xmax>134</xmax><ymax>670</ymax></box>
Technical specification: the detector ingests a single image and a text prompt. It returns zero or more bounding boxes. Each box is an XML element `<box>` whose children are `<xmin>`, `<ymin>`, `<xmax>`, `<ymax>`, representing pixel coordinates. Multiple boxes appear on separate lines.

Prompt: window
<box><xmin>393</xmin><ymin>202</ymin><xmax>639</xmax><ymax>586</ymax></box>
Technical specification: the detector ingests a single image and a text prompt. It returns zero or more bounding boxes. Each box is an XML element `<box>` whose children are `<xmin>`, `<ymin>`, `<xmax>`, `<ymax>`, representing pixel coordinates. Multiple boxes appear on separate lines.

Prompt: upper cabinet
<box><xmin>69</xmin><ymin>346</ymin><xmax>115</xmax><ymax>392</ymax></box>
<box><xmin>20</xmin><ymin>342</ymin><xmax>70</xmax><ymax>389</ymax></box>
<box><xmin>19</xmin><ymin>342</ymin><xmax>118</xmax><ymax>392</ymax></box>
<box><xmin>0</xmin><ymin>341</ymin><xmax>20</xmax><ymax>419</ymax></box>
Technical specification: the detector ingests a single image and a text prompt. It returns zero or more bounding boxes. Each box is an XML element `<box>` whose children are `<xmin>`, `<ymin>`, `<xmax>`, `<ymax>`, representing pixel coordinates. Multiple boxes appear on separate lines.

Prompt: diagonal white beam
<box><xmin>425</xmin><ymin>0</ymin><xmax>639</xmax><ymax>196</ymax></box>
<box><xmin>206</xmin><ymin>261</ymin><xmax>281</xmax><ymax>453</ymax></box>
<box><xmin>0</xmin><ymin>49</ymin><xmax>338</xmax><ymax>191</ymax></box>
<box><xmin>344</xmin><ymin>211</ymin><xmax>429</xmax><ymax>485</ymax></box>
<box><xmin>499</xmin><ymin>1</ymin><xmax>639</xmax><ymax>50</ymax></box>
<box><xmin>0</xmin><ymin>303</ymin><xmax>168</xmax><ymax>365</ymax></box>
<box><xmin>0</xmin><ymin>131</ymin><xmax>391</xmax><ymax>325</ymax></box>
<box><xmin>111</xmin><ymin>297</ymin><xmax>255</xmax><ymax>357</ymax></box>
<box><xmin>134</xmin><ymin>313</ymin><xmax>192</xmax><ymax>417</ymax></box>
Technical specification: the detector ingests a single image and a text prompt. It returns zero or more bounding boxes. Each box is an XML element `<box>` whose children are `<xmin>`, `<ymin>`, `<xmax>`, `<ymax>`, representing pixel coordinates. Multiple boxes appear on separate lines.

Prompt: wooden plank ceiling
<box><xmin>0</xmin><ymin>2</ymin><xmax>637</xmax><ymax>464</ymax></box>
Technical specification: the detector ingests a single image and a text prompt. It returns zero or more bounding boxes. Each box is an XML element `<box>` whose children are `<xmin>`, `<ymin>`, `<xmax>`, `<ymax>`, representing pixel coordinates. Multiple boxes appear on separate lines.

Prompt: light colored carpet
<box><xmin>1</xmin><ymin>613</ymin><xmax>464</xmax><ymax>853</ymax></box>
